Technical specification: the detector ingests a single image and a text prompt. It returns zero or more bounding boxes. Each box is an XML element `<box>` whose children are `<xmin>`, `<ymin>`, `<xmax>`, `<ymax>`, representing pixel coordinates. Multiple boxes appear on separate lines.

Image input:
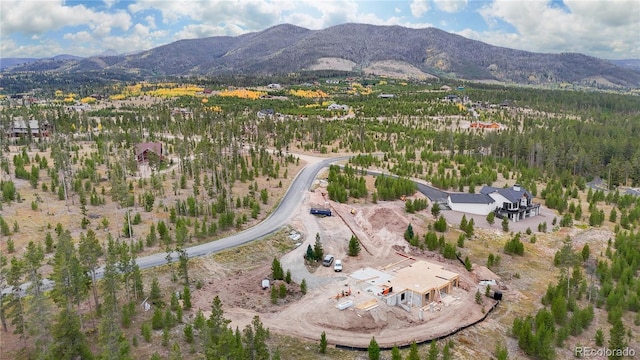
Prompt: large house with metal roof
<box><xmin>447</xmin><ymin>184</ymin><xmax>540</xmax><ymax>222</ymax></box>
<box><xmin>3</xmin><ymin>118</ymin><xmax>51</xmax><ymax>139</ymax></box>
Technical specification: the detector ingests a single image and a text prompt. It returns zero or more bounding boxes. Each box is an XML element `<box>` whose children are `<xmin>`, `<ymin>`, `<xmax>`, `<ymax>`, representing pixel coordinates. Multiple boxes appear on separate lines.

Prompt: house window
<box><xmin>400</xmin><ymin>293</ymin><xmax>405</xmax><ymax>301</ymax></box>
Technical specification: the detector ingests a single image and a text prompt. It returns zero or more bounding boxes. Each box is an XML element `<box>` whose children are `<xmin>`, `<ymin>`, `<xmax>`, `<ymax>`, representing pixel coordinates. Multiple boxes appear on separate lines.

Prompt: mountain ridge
<box><xmin>3</xmin><ymin>23</ymin><xmax>640</xmax><ymax>88</ymax></box>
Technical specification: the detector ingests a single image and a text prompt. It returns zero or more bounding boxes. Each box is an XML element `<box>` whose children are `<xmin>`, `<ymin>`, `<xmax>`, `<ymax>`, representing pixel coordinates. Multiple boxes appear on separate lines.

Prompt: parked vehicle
<box><xmin>334</xmin><ymin>259</ymin><xmax>343</xmax><ymax>272</ymax></box>
<box><xmin>310</xmin><ymin>208</ymin><xmax>332</xmax><ymax>216</ymax></box>
<box><xmin>322</xmin><ymin>254</ymin><xmax>334</xmax><ymax>267</ymax></box>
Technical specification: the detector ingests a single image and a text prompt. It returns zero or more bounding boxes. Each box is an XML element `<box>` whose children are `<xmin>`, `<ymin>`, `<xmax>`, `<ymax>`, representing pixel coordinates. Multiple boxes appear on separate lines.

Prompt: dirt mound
<box><xmin>190</xmin><ymin>188</ymin><xmax>495</xmax><ymax>349</ymax></box>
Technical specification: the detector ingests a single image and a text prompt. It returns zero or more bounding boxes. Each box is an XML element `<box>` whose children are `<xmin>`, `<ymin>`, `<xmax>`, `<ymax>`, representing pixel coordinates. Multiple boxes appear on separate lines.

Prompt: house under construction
<box><xmin>350</xmin><ymin>260</ymin><xmax>460</xmax><ymax>310</ymax></box>
<box><xmin>385</xmin><ymin>261</ymin><xmax>459</xmax><ymax>308</ymax></box>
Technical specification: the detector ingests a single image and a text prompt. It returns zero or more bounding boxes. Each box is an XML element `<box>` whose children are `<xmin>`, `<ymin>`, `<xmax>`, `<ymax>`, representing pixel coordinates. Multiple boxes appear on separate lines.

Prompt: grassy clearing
<box><xmin>211</xmin><ymin>228</ymin><xmax>297</xmax><ymax>268</ymax></box>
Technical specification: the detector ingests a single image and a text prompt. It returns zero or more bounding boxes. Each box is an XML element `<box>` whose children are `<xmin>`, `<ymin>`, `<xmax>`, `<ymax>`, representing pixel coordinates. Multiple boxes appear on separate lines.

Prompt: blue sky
<box><xmin>1</xmin><ymin>0</ymin><xmax>638</xmax><ymax>60</ymax></box>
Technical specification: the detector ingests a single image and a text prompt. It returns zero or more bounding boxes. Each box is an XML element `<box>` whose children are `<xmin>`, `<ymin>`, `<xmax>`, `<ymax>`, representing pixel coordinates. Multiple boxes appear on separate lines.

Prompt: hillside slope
<box><xmin>5</xmin><ymin>23</ymin><xmax>640</xmax><ymax>87</ymax></box>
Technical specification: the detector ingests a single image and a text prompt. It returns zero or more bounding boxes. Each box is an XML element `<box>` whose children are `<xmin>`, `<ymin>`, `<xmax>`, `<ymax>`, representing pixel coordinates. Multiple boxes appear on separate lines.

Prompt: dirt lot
<box><xmin>191</xmin><ymin>188</ymin><xmax>498</xmax><ymax>349</ymax></box>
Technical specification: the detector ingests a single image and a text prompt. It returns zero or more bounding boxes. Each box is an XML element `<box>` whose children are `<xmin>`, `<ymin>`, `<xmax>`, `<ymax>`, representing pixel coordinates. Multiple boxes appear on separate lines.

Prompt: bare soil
<box><xmin>191</xmin><ymin>188</ymin><xmax>496</xmax><ymax>349</ymax></box>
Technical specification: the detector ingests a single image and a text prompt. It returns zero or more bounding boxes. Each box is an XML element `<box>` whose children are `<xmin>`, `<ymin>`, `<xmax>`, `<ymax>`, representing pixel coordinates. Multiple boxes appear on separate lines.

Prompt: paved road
<box><xmin>353</xmin><ymin>167</ymin><xmax>449</xmax><ymax>201</ymax></box>
<box><xmin>154</xmin><ymin>162</ymin><xmax>446</xmax><ymax>270</ymax></box>
<box><xmin>108</xmin><ymin>155</ymin><xmax>352</xmax><ymax>275</ymax></box>
<box><xmin>3</xmin><ymin>154</ymin><xmax>447</xmax><ymax>295</ymax></box>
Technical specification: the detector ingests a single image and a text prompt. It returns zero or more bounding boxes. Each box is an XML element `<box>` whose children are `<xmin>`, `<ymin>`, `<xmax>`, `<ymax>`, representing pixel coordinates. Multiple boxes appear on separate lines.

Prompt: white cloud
<box><xmin>0</xmin><ymin>38</ymin><xmax>18</xmax><ymax>56</ymax></box>
<box><xmin>103</xmin><ymin>0</ymin><xmax>117</xmax><ymax>9</ymax></box>
<box><xmin>1</xmin><ymin>38</ymin><xmax>66</xmax><ymax>58</ymax></box>
<box><xmin>0</xmin><ymin>0</ymin><xmax>131</xmax><ymax>35</ymax></box>
<box><xmin>145</xmin><ymin>15</ymin><xmax>156</xmax><ymax>29</ymax></box>
<box><xmin>433</xmin><ymin>0</ymin><xmax>468</xmax><ymax>13</ymax></box>
<box><xmin>402</xmin><ymin>22</ymin><xmax>435</xmax><ymax>29</ymax></box>
<box><xmin>476</xmin><ymin>0</ymin><xmax>640</xmax><ymax>59</ymax></box>
<box><xmin>2</xmin><ymin>0</ymin><xmax>637</xmax><ymax>60</ymax></box>
<box><xmin>175</xmin><ymin>23</ymin><xmax>245</xmax><ymax>40</ymax></box>
<box><xmin>63</xmin><ymin>31</ymin><xmax>93</xmax><ymax>43</ymax></box>
<box><xmin>282</xmin><ymin>13</ymin><xmax>324</xmax><ymax>30</ymax></box>
<box><xmin>130</xmin><ymin>0</ymin><xmax>286</xmax><ymax>28</ymax></box>
<box><xmin>410</xmin><ymin>0</ymin><xmax>430</xmax><ymax>17</ymax></box>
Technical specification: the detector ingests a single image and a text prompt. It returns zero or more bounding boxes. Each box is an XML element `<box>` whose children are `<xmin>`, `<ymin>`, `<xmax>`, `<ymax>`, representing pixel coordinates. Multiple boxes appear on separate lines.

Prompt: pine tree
<box><xmin>442</xmin><ymin>341</ymin><xmax>453</xmax><ymax>360</ymax></box>
<box><xmin>434</xmin><ymin>215</ymin><xmax>447</xmax><ymax>232</ymax></box>
<box><xmin>404</xmin><ymin>224</ymin><xmax>415</xmax><ymax>241</ymax></box>
<box><xmin>141</xmin><ymin>323</ymin><xmax>152</xmax><ymax>343</ymax></box>
<box><xmin>313</xmin><ymin>233</ymin><xmax>324</xmax><ymax>261</ymax></box>
<box><xmin>178</xmin><ymin>248</ymin><xmax>189</xmax><ymax>285</ymax></box>
<box><xmin>184</xmin><ymin>323</ymin><xmax>194</xmax><ymax>344</ymax></box>
<box><xmin>608</xmin><ymin>318</ymin><xmax>627</xmax><ymax>358</ymax></box>
<box><xmin>51</xmin><ymin>230</ymin><xmax>89</xmax><ymax>313</ymax></box>
<box><xmin>348</xmin><ymin>235</ymin><xmax>361</xmax><ymax>256</ymax></box>
<box><xmin>271</xmin><ymin>258</ymin><xmax>284</xmax><ymax>280</ymax></box>
<box><xmin>114</xmin><ymin>238</ymin><xmax>132</xmax><ymax>301</ymax></box>
<box><xmin>99</xmin><ymin>235</ymin><xmax>131</xmax><ymax>360</ymax></box>
<box><xmin>6</xmin><ymin>257</ymin><xmax>25</xmax><ymax>338</ymax></box>
<box><xmin>406</xmin><ymin>341</ymin><xmax>420</xmax><ymax>360</ymax></box>
<box><xmin>460</xmin><ymin>215</ymin><xmax>468</xmax><ymax>232</ymax></box>
<box><xmin>305</xmin><ymin>244</ymin><xmax>314</xmax><ymax>261</ymax></box>
<box><xmin>494</xmin><ymin>342</ymin><xmax>508</xmax><ymax>360</ymax></box>
<box><xmin>595</xmin><ymin>328</ymin><xmax>604</xmax><ymax>346</ymax></box>
<box><xmin>457</xmin><ymin>234</ymin><xmax>465</xmax><ymax>248</ymax></box>
<box><xmin>465</xmin><ymin>218</ymin><xmax>475</xmax><ymax>237</ymax></box>
<box><xmin>487</xmin><ymin>253</ymin><xmax>495</xmax><ymax>268</ymax></box>
<box><xmin>23</xmin><ymin>240</ymin><xmax>52</xmax><ymax>357</ymax></box>
<box><xmin>609</xmin><ymin>207</ymin><xmax>617</xmax><ymax>222</ymax></box>
<box><xmin>368</xmin><ymin>337</ymin><xmax>380</xmax><ymax>360</ymax></box>
<box><xmin>300</xmin><ymin>279</ymin><xmax>307</xmax><ymax>295</ymax></box>
<box><xmin>0</xmin><ymin>251</ymin><xmax>8</xmax><ymax>332</ymax></box>
<box><xmin>182</xmin><ymin>285</ymin><xmax>192</xmax><ymax>309</ymax></box>
<box><xmin>486</xmin><ymin>212</ymin><xmax>495</xmax><ymax>225</ymax></box>
<box><xmin>149</xmin><ymin>277</ymin><xmax>162</xmax><ymax>305</ymax></box>
<box><xmin>171</xmin><ymin>291</ymin><xmax>179</xmax><ymax>311</ymax></box>
<box><xmin>49</xmin><ymin>308</ymin><xmax>94</xmax><ymax>359</ymax></box>
<box><xmin>581</xmin><ymin>244</ymin><xmax>590</xmax><ymax>262</ymax></box>
<box><xmin>131</xmin><ymin>263</ymin><xmax>144</xmax><ymax>300</ymax></box>
<box><xmin>464</xmin><ymin>256</ymin><xmax>473</xmax><ymax>271</ymax></box>
<box><xmin>427</xmin><ymin>341</ymin><xmax>439</xmax><ymax>360</ymax></box>
<box><xmin>170</xmin><ymin>342</ymin><xmax>182</xmax><ymax>360</ymax></box>
<box><xmin>151</xmin><ymin>307</ymin><xmax>164</xmax><ymax>330</ymax></box>
<box><xmin>319</xmin><ymin>331</ymin><xmax>328</xmax><ymax>353</ymax></box>
<box><xmin>431</xmin><ymin>202</ymin><xmax>441</xmax><ymax>217</ymax></box>
<box><xmin>390</xmin><ymin>345</ymin><xmax>401</xmax><ymax>360</ymax></box>
<box><xmin>78</xmin><ymin>229</ymin><xmax>103</xmax><ymax>312</ymax></box>
<box><xmin>502</xmin><ymin>216</ymin><xmax>510</xmax><ymax>232</ymax></box>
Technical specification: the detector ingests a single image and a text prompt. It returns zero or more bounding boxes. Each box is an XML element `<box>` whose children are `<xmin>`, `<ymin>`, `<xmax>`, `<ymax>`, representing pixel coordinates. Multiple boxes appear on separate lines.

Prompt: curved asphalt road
<box><xmin>4</xmin><ymin>154</ymin><xmax>447</xmax><ymax>295</ymax></box>
<box><xmin>129</xmin><ymin>155</ymin><xmax>448</xmax><ymax>273</ymax></box>
<box><xmin>125</xmin><ymin>155</ymin><xmax>352</xmax><ymax>273</ymax></box>
<box><xmin>2</xmin><ymin>155</ymin><xmax>350</xmax><ymax>296</ymax></box>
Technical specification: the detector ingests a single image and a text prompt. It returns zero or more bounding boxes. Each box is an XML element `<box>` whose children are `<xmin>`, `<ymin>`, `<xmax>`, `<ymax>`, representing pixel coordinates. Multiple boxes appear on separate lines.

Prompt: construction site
<box><xmin>192</xmin><ymin>186</ymin><xmax>500</xmax><ymax>349</ymax></box>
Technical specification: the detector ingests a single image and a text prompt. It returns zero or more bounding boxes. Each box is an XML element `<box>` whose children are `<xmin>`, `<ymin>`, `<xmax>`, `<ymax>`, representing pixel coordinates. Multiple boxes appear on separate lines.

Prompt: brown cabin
<box><xmin>135</xmin><ymin>142</ymin><xmax>164</xmax><ymax>163</ymax></box>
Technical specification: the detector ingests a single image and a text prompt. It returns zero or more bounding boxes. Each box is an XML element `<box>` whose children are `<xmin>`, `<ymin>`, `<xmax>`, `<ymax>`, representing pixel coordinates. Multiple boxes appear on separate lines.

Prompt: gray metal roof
<box><xmin>449</xmin><ymin>193</ymin><xmax>494</xmax><ymax>204</ymax></box>
<box><xmin>625</xmin><ymin>188</ymin><xmax>640</xmax><ymax>197</ymax></box>
<box><xmin>480</xmin><ymin>185</ymin><xmax>532</xmax><ymax>203</ymax></box>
